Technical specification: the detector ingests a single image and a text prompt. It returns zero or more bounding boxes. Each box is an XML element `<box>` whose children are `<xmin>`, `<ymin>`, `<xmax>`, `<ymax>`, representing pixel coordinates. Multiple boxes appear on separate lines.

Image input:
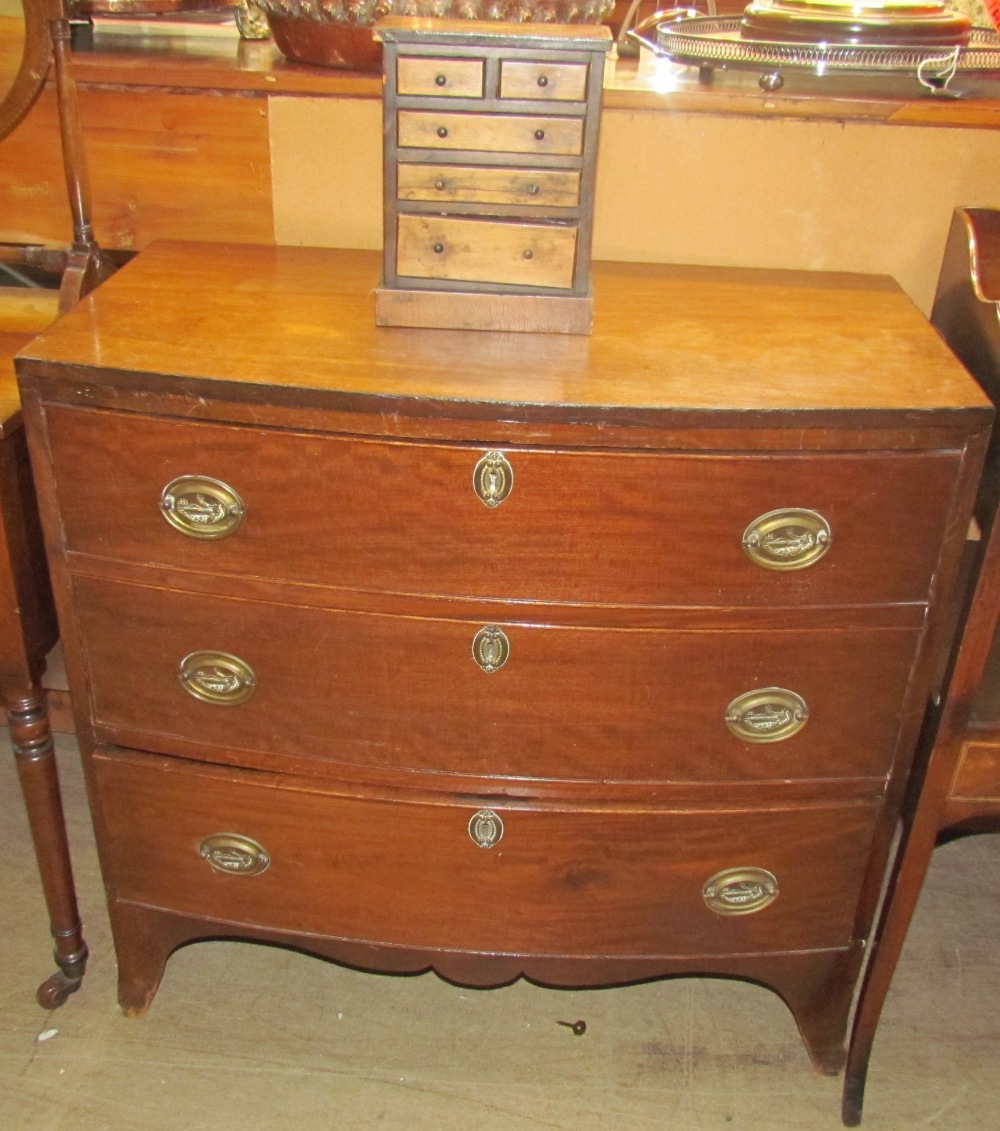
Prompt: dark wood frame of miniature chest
<box><xmin>374</xmin><ymin>17</ymin><xmax>612</xmax><ymax>335</ymax></box>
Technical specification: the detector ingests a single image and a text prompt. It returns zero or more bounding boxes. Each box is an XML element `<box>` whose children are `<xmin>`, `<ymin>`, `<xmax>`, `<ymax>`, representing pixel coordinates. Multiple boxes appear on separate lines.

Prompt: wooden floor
<box><xmin>2</xmin><ymin>728</ymin><xmax>1000</xmax><ymax>1130</ymax></box>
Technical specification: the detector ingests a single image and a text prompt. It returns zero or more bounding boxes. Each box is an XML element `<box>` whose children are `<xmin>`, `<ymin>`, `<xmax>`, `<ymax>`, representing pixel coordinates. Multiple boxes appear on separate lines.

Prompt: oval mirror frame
<box><xmin>0</xmin><ymin>0</ymin><xmax>62</xmax><ymax>144</ymax></box>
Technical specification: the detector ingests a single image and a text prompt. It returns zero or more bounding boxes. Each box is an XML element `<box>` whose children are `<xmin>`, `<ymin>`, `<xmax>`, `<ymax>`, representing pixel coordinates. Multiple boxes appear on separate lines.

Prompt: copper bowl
<box><xmin>259</xmin><ymin>0</ymin><xmax>615</xmax><ymax>69</ymax></box>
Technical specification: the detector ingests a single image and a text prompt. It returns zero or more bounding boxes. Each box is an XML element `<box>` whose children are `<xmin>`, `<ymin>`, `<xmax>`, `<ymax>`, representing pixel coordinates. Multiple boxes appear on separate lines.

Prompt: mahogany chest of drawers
<box><xmin>374</xmin><ymin>19</ymin><xmax>611</xmax><ymax>334</ymax></box>
<box><xmin>15</xmin><ymin>242</ymin><xmax>991</xmax><ymax>1089</ymax></box>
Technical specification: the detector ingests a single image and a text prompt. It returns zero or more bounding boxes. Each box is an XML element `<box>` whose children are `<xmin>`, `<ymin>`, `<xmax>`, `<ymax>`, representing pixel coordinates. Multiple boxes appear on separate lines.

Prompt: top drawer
<box><xmin>397</xmin><ymin>57</ymin><xmax>485</xmax><ymax>98</ymax></box>
<box><xmin>45</xmin><ymin>406</ymin><xmax>961</xmax><ymax>608</ymax></box>
<box><xmin>394</xmin><ymin>56</ymin><xmax>588</xmax><ymax>102</ymax></box>
<box><xmin>499</xmin><ymin>61</ymin><xmax>588</xmax><ymax>101</ymax></box>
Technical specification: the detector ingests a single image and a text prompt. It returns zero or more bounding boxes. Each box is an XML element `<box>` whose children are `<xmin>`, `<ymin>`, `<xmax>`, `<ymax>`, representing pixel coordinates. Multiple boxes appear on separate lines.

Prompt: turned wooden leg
<box><xmin>9</xmin><ymin>687</ymin><xmax>88</xmax><ymax>1008</ymax></box>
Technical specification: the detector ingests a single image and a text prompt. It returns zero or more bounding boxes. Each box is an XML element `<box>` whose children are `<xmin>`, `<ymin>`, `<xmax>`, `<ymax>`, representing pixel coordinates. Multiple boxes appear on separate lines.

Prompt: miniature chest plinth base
<box><xmin>375</xmin><ymin>17</ymin><xmax>611</xmax><ymax>335</ymax></box>
<box><xmin>374</xmin><ymin>280</ymin><xmax>593</xmax><ymax>334</ymax></box>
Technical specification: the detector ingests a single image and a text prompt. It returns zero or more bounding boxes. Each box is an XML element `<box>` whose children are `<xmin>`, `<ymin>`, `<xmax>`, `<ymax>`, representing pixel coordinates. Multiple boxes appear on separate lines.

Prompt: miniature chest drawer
<box><xmin>396</xmin><ymin>56</ymin><xmax>486</xmax><ymax>97</ymax></box>
<box><xmin>397</xmin><ymin>110</ymin><xmax>585</xmax><ymax>156</ymax></box>
<box><xmin>397</xmin><ymin>164</ymin><xmax>581</xmax><ymax>208</ymax></box>
<box><xmin>74</xmin><ymin>574</ymin><xmax>922</xmax><ymax>782</ymax></box>
<box><xmin>395</xmin><ymin>53</ymin><xmax>589</xmax><ymax>102</ymax></box>
<box><xmin>396</xmin><ymin>214</ymin><xmax>577</xmax><ymax>289</ymax></box>
<box><xmin>94</xmin><ymin>747</ymin><xmax>882</xmax><ymax>958</ymax></box>
<box><xmin>45</xmin><ymin>406</ymin><xmax>962</xmax><ymax>608</ymax></box>
<box><xmin>499</xmin><ymin>60</ymin><xmax>589</xmax><ymax>101</ymax></box>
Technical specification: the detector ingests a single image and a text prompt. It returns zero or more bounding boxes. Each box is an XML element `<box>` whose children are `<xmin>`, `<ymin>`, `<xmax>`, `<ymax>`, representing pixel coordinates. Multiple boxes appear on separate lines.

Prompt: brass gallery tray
<box><xmin>629</xmin><ymin>14</ymin><xmax>1000</xmax><ymax>91</ymax></box>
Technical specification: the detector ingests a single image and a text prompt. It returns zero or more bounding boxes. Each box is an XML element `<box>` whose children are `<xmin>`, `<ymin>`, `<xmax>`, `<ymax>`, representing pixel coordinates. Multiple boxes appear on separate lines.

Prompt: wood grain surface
<box><xmin>0</xmin><ymin>86</ymin><xmax>272</xmax><ymax>249</ymax></box>
<box><xmin>16</xmin><ymin>242</ymin><xmax>991</xmax><ymax>420</ymax></box>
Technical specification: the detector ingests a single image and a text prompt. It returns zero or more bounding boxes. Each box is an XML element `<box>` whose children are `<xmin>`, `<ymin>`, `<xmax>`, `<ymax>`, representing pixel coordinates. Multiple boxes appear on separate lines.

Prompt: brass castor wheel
<box><xmin>36</xmin><ymin>970</ymin><xmax>82</xmax><ymax>1010</ymax></box>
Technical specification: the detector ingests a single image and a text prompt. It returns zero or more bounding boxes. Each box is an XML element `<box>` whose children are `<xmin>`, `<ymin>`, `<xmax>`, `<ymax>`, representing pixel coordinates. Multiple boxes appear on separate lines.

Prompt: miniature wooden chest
<box><xmin>374</xmin><ymin>18</ymin><xmax>612</xmax><ymax>334</ymax></box>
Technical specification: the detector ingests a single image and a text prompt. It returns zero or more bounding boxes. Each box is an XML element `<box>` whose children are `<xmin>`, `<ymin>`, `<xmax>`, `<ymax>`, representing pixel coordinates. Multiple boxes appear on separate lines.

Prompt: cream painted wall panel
<box><xmin>268</xmin><ymin>94</ymin><xmax>1000</xmax><ymax>313</ymax></box>
<box><xmin>270</xmin><ymin>96</ymin><xmax>384</xmax><ymax>251</ymax></box>
<box><xmin>594</xmin><ymin>110</ymin><xmax>1000</xmax><ymax>313</ymax></box>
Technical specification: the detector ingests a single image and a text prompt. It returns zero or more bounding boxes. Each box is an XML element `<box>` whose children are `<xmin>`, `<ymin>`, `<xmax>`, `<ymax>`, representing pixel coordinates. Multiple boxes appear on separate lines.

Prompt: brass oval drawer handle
<box><xmin>725</xmin><ymin>688</ymin><xmax>808</xmax><ymax>743</ymax></box>
<box><xmin>160</xmin><ymin>475</ymin><xmax>244</xmax><ymax>540</ymax></box>
<box><xmin>199</xmin><ymin>833</ymin><xmax>270</xmax><ymax>877</ymax></box>
<box><xmin>742</xmin><ymin>508</ymin><xmax>832</xmax><ymax>571</ymax></box>
<box><xmin>703</xmin><ymin>867</ymin><xmax>779</xmax><ymax>916</ymax></box>
<box><xmin>179</xmin><ymin>650</ymin><xmax>257</xmax><ymax>706</ymax></box>
<box><xmin>468</xmin><ymin>808</ymin><xmax>504</xmax><ymax>849</ymax></box>
<box><xmin>472</xmin><ymin>625</ymin><xmax>510</xmax><ymax>673</ymax></box>
<box><xmin>473</xmin><ymin>450</ymin><xmax>513</xmax><ymax>508</ymax></box>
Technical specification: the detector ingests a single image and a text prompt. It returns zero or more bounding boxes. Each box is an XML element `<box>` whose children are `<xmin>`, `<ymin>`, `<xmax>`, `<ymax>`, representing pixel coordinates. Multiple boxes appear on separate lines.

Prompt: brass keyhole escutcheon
<box><xmin>742</xmin><ymin>508</ymin><xmax>832</xmax><ymax>571</ymax></box>
<box><xmin>472</xmin><ymin>626</ymin><xmax>510</xmax><ymax>673</ymax></box>
<box><xmin>703</xmin><ymin>867</ymin><xmax>779</xmax><ymax>916</ymax></box>
<box><xmin>199</xmin><ymin>833</ymin><xmax>271</xmax><ymax>877</ymax></box>
<box><xmin>725</xmin><ymin>688</ymin><xmax>808</xmax><ymax>743</ymax></box>
<box><xmin>179</xmin><ymin>651</ymin><xmax>257</xmax><ymax>706</ymax></box>
<box><xmin>468</xmin><ymin>808</ymin><xmax>504</xmax><ymax>849</ymax></box>
<box><xmin>160</xmin><ymin>475</ymin><xmax>244</xmax><ymax>540</ymax></box>
<box><xmin>473</xmin><ymin>450</ymin><xmax>513</xmax><ymax>508</ymax></box>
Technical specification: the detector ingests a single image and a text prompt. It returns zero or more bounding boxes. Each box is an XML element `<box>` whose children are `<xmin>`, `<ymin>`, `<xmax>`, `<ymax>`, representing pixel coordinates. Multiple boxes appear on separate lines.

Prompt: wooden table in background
<box><xmin>1</xmin><ymin>321</ymin><xmax>87</xmax><ymax>1008</ymax></box>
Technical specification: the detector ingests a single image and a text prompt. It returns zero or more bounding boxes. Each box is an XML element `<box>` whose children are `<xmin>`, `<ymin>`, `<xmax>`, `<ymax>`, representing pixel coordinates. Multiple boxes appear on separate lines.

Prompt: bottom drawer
<box><xmin>95</xmin><ymin>748</ymin><xmax>879</xmax><ymax>959</ymax></box>
<box><xmin>396</xmin><ymin>214</ymin><xmax>578</xmax><ymax>289</ymax></box>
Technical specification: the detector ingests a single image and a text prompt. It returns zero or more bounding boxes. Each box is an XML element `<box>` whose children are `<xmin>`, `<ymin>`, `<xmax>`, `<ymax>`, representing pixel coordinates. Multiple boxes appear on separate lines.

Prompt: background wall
<box><xmin>270</xmin><ymin>95</ymin><xmax>1000</xmax><ymax>313</ymax></box>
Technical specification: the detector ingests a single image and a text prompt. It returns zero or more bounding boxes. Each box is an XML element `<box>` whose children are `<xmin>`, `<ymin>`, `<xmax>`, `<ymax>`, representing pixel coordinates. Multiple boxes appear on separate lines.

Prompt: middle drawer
<box><xmin>75</xmin><ymin>574</ymin><xmax>920</xmax><ymax>781</ymax></box>
<box><xmin>397</xmin><ymin>163</ymin><xmax>581</xmax><ymax>208</ymax></box>
<box><xmin>397</xmin><ymin>110</ymin><xmax>585</xmax><ymax>155</ymax></box>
